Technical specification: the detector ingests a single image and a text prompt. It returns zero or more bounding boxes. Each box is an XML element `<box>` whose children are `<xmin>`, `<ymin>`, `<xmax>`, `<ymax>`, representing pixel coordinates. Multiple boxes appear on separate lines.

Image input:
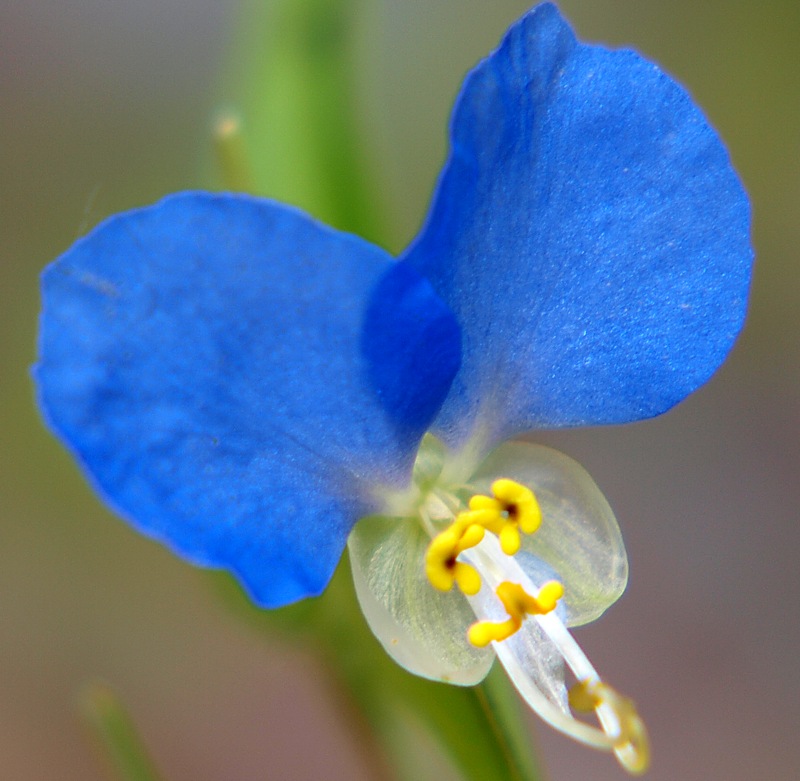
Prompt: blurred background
<box><xmin>2</xmin><ymin>0</ymin><xmax>798</xmax><ymax>779</ymax></box>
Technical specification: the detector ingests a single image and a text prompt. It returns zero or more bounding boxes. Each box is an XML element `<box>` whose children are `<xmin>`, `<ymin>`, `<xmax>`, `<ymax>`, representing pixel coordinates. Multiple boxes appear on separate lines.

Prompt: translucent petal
<box><xmin>348</xmin><ymin>515</ymin><xmax>494</xmax><ymax>684</ymax></box>
<box><xmin>405</xmin><ymin>3</ymin><xmax>753</xmax><ymax>448</ymax></box>
<box><xmin>470</xmin><ymin>441</ymin><xmax>628</xmax><ymax>626</ymax></box>
<box><xmin>36</xmin><ymin>192</ymin><xmax>460</xmax><ymax>607</ymax></box>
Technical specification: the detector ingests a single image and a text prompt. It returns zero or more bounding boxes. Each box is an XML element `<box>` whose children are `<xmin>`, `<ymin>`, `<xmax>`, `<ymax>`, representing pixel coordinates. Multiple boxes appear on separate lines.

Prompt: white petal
<box><xmin>471</xmin><ymin>442</ymin><xmax>628</xmax><ymax>626</ymax></box>
<box><xmin>348</xmin><ymin>514</ymin><xmax>494</xmax><ymax>684</ymax></box>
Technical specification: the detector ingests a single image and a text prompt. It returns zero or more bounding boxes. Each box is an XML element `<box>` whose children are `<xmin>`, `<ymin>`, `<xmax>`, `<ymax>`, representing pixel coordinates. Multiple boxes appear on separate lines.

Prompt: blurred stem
<box><xmin>222</xmin><ymin>0</ymin><xmax>387</xmax><ymax>244</ymax></box>
<box><xmin>212</xmin><ymin>560</ymin><xmax>544</xmax><ymax>781</ymax></box>
<box><xmin>477</xmin><ymin>666</ymin><xmax>546</xmax><ymax>781</ymax></box>
<box><xmin>79</xmin><ymin>681</ymin><xmax>165</xmax><ymax>781</ymax></box>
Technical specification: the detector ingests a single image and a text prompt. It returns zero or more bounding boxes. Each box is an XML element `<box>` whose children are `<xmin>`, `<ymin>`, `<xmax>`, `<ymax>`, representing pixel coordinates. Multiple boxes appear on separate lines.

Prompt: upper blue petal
<box><xmin>35</xmin><ymin>192</ymin><xmax>459</xmax><ymax>606</ymax></box>
<box><xmin>404</xmin><ymin>2</ymin><xmax>753</xmax><ymax>450</ymax></box>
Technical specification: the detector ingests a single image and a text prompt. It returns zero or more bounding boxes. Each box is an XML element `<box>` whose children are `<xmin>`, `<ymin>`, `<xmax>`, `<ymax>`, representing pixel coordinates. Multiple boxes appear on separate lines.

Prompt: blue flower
<box><xmin>35</xmin><ymin>3</ymin><xmax>751</xmax><ymax>772</ymax></box>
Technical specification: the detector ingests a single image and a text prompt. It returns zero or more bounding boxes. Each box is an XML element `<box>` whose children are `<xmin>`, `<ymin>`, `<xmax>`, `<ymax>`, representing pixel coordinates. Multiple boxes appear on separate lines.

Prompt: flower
<box><xmin>34</xmin><ymin>3</ymin><xmax>752</xmax><ymax>773</ymax></box>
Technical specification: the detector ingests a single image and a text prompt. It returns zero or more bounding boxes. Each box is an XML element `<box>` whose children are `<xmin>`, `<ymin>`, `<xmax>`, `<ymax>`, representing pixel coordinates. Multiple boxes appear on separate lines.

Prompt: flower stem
<box><xmin>219</xmin><ymin>0</ymin><xmax>388</xmax><ymax>244</ymax></box>
<box><xmin>211</xmin><ymin>559</ymin><xmax>545</xmax><ymax>781</ymax></box>
<box><xmin>324</xmin><ymin>557</ymin><xmax>545</xmax><ymax>781</ymax></box>
<box><xmin>476</xmin><ymin>666</ymin><xmax>546</xmax><ymax>781</ymax></box>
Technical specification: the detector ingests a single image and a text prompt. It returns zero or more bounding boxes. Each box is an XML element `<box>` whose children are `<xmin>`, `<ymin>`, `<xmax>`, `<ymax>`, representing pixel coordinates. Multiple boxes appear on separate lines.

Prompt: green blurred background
<box><xmin>2</xmin><ymin>0</ymin><xmax>798</xmax><ymax>779</ymax></box>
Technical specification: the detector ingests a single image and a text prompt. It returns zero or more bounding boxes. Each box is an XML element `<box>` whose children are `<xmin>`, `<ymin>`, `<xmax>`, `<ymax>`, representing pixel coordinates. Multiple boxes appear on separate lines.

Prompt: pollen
<box><xmin>463</xmin><ymin>478</ymin><xmax>542</xmax><ymax>555</ymax></box>
<box><xmin>468</xmin><ymin>580</ymin><xmax>564</xmax><ymax>647</ymax></box>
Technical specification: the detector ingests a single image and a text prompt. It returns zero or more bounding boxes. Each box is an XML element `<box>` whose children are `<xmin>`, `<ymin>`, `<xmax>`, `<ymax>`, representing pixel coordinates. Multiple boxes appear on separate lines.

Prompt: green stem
<box><xmin>221</xmin><ymin>0</ymin><xmax>387</xmax><ymax>243</ymax></box>
<box><xmin>210</xmin><ymin>559</ymin><xmax>545</xmax><ymax>781</ymax></box>
<box><xmin>476</xmin><ymin>666</ymin><xmax>546</xmax><ymax>781</ymax></box>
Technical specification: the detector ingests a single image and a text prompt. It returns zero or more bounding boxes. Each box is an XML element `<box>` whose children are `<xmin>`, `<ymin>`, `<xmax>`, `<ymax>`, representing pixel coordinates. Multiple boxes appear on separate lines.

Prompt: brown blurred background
<box><xmin>2</xmin><ymin>1</ymin><xmax>798</xmax><ymax>779</ymax></box>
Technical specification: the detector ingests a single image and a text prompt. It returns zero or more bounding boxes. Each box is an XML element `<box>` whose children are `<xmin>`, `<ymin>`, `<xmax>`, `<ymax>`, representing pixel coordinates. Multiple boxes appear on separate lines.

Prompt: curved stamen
<box><xmin>425</xmin><ymin>520</ymin><xmax>485</xmax><ymax>595</ymax></box>
<box><xmin>570</xmin><ymin>680</ymin><xmax>651</xmax><ymax>775</ymax></box>
<box><xmin>462</xmin><ymin>533</ymin><xmax>650</xmax><ymax>775</ymax></box>
<box><xmin>420</xmin><ymin>475</ymin><xmax>648</xmax><ymax>774</ymax></box>
<box><xmin>462</xmin><ymin>478</ymin><xmax>542</xmax><ymax>555</ymax></box>
<box><xmin>468</xmin><ymin>580</ymin><xmax>564</xmax><ymax>646</ymax></box>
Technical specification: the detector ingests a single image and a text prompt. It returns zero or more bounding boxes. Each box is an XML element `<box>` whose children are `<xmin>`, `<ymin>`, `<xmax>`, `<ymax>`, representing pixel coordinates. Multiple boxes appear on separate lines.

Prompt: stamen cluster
<box><xmin>423</xmin><ymin>477</ymin><xmax>650</xmax><ymax>775</ymax></box>
<box><xmin>425</xmin><ymin>479</ymin><xmax>544</xmax><ymax>597</ymax></box>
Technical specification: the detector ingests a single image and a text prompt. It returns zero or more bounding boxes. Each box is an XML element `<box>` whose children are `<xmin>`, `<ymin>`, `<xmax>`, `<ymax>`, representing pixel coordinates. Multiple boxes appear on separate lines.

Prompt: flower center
<box><xmin>422</xmin><ymin>476</ymin><xmax>650</xmax><ymax>775</ymax></box>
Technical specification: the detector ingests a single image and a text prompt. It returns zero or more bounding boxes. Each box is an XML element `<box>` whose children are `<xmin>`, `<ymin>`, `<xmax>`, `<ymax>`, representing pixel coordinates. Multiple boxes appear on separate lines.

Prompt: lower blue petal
<box><xmin>404</xmin><ymin>3</ymin><xmax>753</xmax><ymax>449</ymax></box>
<box><xmin>36</xmin><ymin>192</ymin><xmax>458</xmax><ymax>606</ymax></box>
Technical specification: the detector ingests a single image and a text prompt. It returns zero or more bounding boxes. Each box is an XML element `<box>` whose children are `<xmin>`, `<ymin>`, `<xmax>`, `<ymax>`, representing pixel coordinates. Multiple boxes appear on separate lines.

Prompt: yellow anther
<box><xmin>530</xmin><ymin>580</ymin><xmax>565</xmax><ymax>613</ymax></box>
<box><xmin>491</xmin><ymin>479</ymin><xmax>541</xmax><ymax>534</ymax></box>
<box><xmin>568</xmin><ymin>680</ymin><xmax>651</xmax><ymax>775</ymax></box>
<box><xmin>468</xmin><ymin>580</ymin><xmax>564</xmax><ymax>647</ymax></box>
<box><xmin>425</xmin><ymin>528</ymin><xmax>463</xmax><ymax>591</ymax></box>
<box><xmin>464</xmin><ymin>478</ymin><xmax>542</xmax><ymax>555</ymax></box>
<box><xmin>499</xmin><ymin>523</ymin><xmax>521</xmax><ymax>556</ymax></box>
<box><xmin>456</xmin><ymin>522</ymin><xmax>486</xmax><ymax>550</ymax></box>
<box><xmin>466</xmin><ymin>495</ymin><xmax>499</xmax><ymax>513</ymax></box>
<box><xmin>424</xmin><ymin>479</ymin><xmax>541</xmax><ymax>595</ymax></box>
<box><xmin>453</xmin><ymin>562</ymin><xmax>482</xmax><ymax>596</ymax></box>
<box><xmin>424</xmin><ymin>521</ymin><xmax>485</xmax><ymax>595</ymax></box>
<box><xmin>568</xmin><ymin>679</ymin><xmax>602</xmax><ymax>712</ymax></box>
<box><xmin>468</xmin><ymin>614</ymin><xmax>520</xmax><ymax>647</ymax></box>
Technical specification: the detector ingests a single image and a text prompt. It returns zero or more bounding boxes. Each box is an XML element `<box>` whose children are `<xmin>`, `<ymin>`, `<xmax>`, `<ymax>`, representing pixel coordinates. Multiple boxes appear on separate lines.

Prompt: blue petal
<box><xmin>404</xmin><ymin>3</ymin><xmax>753</xmax><ymax>449</ymax></box>
<box><xmin>36</xmin><ymin>192</ymin><xmax>459</xmax><ymax>606</ymax></box>
<box><xmin>363</xmin><ymin>262</ymin><xmax>461</xmax><ymax>433</ymax></box>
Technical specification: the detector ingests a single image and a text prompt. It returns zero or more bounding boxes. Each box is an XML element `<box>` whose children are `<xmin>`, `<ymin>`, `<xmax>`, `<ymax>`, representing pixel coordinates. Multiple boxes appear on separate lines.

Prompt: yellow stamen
<box><xmin>468</xmin><ymin>580</ymin><xmax>564</xmax><ymax>647</ymax></box>
<box><xmin>569</xmin><ymin>680</ymin><xmax>651</xmax><ymax>775</ymax></box>
<box><xmin>423</xmin><ymin>478</ymin><xmax>543</xmax><ymax>593</ymax></box>
<box><xmin>568</xmin><ymin>679</ymin><xmax>602</xmax><ymax>712</ymax></box>
<box><xmin>464</xmin><ymin>478</ymin><xmax>542</xmax><ymax>555</ymax></box>
<box><xmin>452</xmin><ymin>561</ymin><xmax>482</xmax><ymax>596</ymax></box>
<box><xmin>424</xmin><ymin>522</ymin><xmax>485</xmax><ymax>595</ymax></box>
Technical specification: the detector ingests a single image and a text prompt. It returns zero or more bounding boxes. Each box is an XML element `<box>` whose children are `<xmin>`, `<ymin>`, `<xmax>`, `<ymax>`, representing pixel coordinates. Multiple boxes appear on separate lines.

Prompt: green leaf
<box><xmin>79</xmin><ymin>681</ymin><xmax>165</xmax><ymax>781</ymax></box>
